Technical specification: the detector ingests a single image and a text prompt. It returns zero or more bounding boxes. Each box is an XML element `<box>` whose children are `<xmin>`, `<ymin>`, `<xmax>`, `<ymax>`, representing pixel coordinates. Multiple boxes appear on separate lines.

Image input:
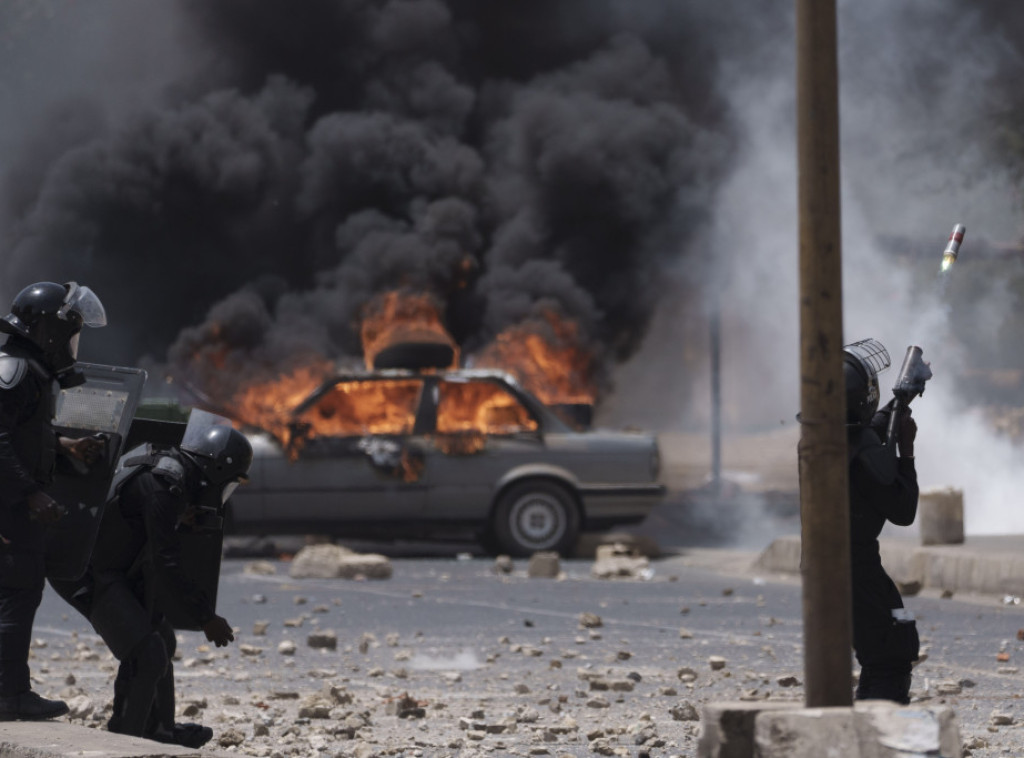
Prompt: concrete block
<box><xmin>853</xmin><ymin>700</ymin><xmax>960</xmax><ymax>758</ymax></box>
<box><xmin>697</xmin><ymin>701</ymin><xmax>801</xmax><ymax>758</ymax></box>
<box><xmin>918</xmin><ymin>488</ymin><xmax>964</xmax><ymax>546</ymax></box>
<box><xmin>753</xmin><ymin>703</ymin><xmax>960</xmax><ymax>758</ymax></box>
<box><xmin>0</xmin><ymin>720</ymin><xmax>233</xmax><ymax>758</ymax></box>
<box><xmin>754</xmin><ymin>707</ymin><xmax>858</xmax><ymax>758</ymax></box>
<box><xmin>752</xmin><ymin>535</ymin><xmax>801</xmax><ymax>575</ymax></box>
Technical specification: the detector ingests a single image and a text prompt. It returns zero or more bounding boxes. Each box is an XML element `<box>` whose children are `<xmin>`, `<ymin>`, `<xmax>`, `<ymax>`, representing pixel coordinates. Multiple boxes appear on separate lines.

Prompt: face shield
<box><xmin>59</xmin><ymin>283</ymin><xmax>107</xmax><ymax>328</ymax></box>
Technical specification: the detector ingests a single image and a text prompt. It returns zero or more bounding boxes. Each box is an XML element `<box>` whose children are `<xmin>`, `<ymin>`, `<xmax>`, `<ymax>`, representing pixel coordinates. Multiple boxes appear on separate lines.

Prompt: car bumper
<box><xmin>577</xmin><ymin>483</ymin><xmax>666</xmax><ymax>527</ymax></box>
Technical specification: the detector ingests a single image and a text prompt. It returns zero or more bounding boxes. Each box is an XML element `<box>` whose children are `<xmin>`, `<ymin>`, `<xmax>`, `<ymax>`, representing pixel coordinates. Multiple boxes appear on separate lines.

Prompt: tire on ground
<box><xmin>491</xmin><ymin>480</ymin><xmax>580</xmax><ymax>557</ymax></box>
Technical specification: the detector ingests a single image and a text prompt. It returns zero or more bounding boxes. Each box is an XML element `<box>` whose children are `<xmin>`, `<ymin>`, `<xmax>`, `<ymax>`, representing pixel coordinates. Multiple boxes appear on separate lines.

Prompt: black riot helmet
<box><xmin>842</xmin><ymin>338</ymin><xmax>891</xmax><ymax>426</ymax></box>
<box><xmin>0</xmin><ymin>281</ymin><xmax>107</xmax><ymax>374</ymax></box>
<box><xmin>180</xmin><ymin>423</ymin><xmax>253</xmax><ymax>503</ymax></box>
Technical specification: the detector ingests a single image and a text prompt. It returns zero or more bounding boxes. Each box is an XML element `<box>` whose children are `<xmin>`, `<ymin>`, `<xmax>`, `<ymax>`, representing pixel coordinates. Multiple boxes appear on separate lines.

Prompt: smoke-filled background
<box><xmin>3</xmin><ymin>1</ymin><xmax>1024</xmax><ymax>533</ymax></box>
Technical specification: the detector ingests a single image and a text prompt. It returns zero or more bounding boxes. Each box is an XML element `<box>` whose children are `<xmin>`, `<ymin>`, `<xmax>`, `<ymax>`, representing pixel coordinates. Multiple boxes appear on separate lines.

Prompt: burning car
<box><xmin>225</xmin><ymin>367</ymin><xmax>665</xmax><ymax>556</ymax></box>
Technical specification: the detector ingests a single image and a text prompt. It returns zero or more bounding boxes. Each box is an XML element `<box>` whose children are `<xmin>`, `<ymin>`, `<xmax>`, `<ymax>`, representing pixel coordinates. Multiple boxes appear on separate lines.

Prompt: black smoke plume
<box><xmin>1</xmin><ymin>0</ymin><xmax>737</xmax><ymax>410</ymax></box>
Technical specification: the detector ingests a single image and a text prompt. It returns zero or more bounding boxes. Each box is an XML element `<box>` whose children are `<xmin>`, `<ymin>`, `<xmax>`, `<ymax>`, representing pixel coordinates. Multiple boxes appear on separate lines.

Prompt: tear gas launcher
<box><xmin>884</xmin><ymin>345</ymin><xmax>933</xmax><ymax>450</ymax></box>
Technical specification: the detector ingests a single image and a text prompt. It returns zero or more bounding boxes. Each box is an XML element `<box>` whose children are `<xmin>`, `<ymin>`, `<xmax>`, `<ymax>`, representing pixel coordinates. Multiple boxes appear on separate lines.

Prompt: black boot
<box><xmin>0</xmin><ymin>691</ymin><xmax>69</xmax><ymax>721</ymax></box>
<box><xmin>148</xmin><ymin>723</ymin><xmax>214</xmax><ymax>748</ymax></box>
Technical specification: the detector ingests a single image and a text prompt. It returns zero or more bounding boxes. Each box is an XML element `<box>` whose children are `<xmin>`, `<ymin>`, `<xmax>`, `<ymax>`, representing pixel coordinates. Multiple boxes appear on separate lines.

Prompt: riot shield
<box><xmin>45</xmin><ymin>363</ymin><xmax>147</xmax><ymax>581</ymax></box>
<box><xmin>148</xmin><ymin>408</ymin><xmax>232</xmax><ymax>632</ymax></box>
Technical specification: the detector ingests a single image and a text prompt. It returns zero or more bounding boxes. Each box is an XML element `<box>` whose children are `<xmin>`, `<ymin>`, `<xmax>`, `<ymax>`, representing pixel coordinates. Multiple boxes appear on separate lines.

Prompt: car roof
<box><xmin>324</xmin><ymin>366</ymin><xmax>525</xmax><ymax>388</ymax></box>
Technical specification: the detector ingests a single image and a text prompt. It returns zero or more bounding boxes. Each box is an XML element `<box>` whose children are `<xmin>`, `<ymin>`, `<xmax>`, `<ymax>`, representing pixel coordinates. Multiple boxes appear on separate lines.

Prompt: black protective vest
<box><xmin>0</xmin><ymin>345</ymin><xmax>58</xmax><ymax>486</ymax></box>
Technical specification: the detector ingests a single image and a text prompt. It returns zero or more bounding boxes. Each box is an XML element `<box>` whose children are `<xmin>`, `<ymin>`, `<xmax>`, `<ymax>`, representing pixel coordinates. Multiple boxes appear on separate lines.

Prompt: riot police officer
<box><xmin>843</xmin><ymin>339</ymin><xmax>920</xmax><ymax>704</ymax></box>
<box><xmin>0</xmin><ymin>281</ymin><xmax>107</xmax><ymax>720</ymax></box>
<box><xmin>52</xmin><ymin>415</ymin><xmax>252</xmax><ymax>747</ymax></box>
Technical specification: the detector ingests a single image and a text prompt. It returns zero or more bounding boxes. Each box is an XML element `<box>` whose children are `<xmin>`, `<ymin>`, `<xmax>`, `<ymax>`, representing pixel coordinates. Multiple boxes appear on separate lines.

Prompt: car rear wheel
<box><xmin>491</xmin><ymin>480</ymin><xmax>580</xmax><ymax>557</ymax></box>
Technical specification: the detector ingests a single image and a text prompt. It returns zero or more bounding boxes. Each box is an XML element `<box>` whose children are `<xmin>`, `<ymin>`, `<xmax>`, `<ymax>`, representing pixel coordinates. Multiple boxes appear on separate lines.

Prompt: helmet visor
<box><xmin>182</xmin><ymin>409</ymin><xmax>234</xmax><ymax>453</ymax></box>
<box><xmin>61</xmin><ymin>284</ymin><xmax>107</xmax><ymax>327</ymax></box>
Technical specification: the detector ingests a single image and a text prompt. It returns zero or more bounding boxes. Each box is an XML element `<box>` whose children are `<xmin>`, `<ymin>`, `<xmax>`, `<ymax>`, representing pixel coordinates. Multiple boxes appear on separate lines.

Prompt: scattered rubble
<box><xmin>288</xmin><ymin>543</ymin><xmax>394</xmax><ymax>580</ymax></box>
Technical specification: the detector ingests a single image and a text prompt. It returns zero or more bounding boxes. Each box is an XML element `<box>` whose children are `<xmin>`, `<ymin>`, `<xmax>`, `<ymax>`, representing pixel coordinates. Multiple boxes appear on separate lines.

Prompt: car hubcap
<box><xmin>509</xmin><ymin>492</ymin><xmax>566</xmax><ymax>549</ymax></box>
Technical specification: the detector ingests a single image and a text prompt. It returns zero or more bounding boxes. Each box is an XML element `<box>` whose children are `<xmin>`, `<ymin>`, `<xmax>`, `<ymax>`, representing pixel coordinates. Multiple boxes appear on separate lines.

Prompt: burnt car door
<box><xmin>257</xmin><ymin>376</ymin><xmax>428</xmax><ymax>528</ymax></box>
<box><xmin>414</xmin><ymin>376</ymin><xmax>548</xmax><ymax>519</ymax></box>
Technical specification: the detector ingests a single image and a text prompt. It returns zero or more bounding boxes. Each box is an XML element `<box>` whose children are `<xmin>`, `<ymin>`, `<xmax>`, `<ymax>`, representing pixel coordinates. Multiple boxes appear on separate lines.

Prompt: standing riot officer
<box><xmin>0</xmin><ymin>281</ymin><xmax>107</xmax><ymax>720</ymax></box>
<box><xmin>843</xmin><ymin>339</ymin><xmax>920</xmax><ymax>704</ymax></box>
<box><xmin>52</xmin><ymin>417</ymin><xmax>252</xmax><ymax>747</ymax></box>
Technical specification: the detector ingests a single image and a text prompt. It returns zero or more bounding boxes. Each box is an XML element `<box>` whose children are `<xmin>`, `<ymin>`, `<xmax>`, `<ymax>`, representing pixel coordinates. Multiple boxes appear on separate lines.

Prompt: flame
<box><xmin>361</xmin><ymin>291</ymin><xmax>459</xmax><ymax>370</ymax></box>
<box><xmin>293</xmin><ymin>378</ymin><xmax>423</xmax><ymax>441</ymax></box>
<box><xmin>225</xmin><ymin>359</ymin><xmax>334</xmax><ymax>449</ymax></box>
<box><xmin>473</xmin><ymin>311</ymin><xmax>597</xmax><ymax>405</ymax></box>
<box><xmin>435</xmin><ymin>379</ymin><xmax>538</xmax><ymax>436</ymax></box>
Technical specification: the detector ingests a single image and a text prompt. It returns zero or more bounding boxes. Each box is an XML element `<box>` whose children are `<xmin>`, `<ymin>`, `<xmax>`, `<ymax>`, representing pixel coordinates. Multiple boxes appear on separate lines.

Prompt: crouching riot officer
<box><xmin>843</xmin><ymin>338</ymin><xmax>921</xmax><ymax>704</ymax></box>
<box><xmin>51</xmin><ymin>411</ymin><xmax>253</xmax><ymax>747</ymax></box>
<box><xmin>0</xmin><ymin>281</ymin><xmax>108</xmax><ymax>720</ymax></box>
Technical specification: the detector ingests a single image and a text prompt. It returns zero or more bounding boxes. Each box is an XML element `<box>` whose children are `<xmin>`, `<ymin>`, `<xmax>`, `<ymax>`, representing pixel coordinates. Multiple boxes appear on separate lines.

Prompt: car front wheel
<box><xmin>491</xmin><ymin>480</ymin><xmax>580</xmax><ymax>557</ymax></box>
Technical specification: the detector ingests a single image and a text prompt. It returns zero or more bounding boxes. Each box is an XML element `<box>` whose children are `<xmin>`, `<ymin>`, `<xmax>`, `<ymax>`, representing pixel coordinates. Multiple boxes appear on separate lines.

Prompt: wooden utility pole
<box><xmin>795</xmin><ymin>0</ymin><xmax>852</xmax><ymax>707</ymax></box>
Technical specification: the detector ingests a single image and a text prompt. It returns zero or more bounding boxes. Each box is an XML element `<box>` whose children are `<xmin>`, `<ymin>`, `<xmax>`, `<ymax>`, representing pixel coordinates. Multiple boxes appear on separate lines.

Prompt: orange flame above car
<box><xmin>474</xmin><ymin>311</ymin><xmax>597</xmax><ymax>405</ymax></box>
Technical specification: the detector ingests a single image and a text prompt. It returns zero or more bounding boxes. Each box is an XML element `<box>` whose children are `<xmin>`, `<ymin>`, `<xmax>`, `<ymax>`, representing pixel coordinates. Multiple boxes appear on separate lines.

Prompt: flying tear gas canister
<box><xmin>940</xmin><ymin>223</ymin><xmax>966</xmax><ymax>273</ymax></box>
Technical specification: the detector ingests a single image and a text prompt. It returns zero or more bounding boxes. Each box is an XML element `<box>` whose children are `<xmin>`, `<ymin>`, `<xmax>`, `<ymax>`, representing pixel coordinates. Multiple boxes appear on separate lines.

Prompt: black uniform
<box><xmin>848</xmin><ymin>421</ymin><xmax>920</xmax><ymax>703</ymax></box>
<box><xmin>0</xmin><ymin>339</ymin><xmax>61</xmax><ymax>699</ymax></box>
<box><xmin>53</xmin><ymin>445</ymin><xmax>215</xmax><ymax>743</ymax></box>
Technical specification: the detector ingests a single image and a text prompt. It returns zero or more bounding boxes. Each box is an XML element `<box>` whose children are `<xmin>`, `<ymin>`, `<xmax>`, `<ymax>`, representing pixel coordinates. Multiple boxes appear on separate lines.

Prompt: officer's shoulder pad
<box><xmin>0</xmin><ymin>354</ymin><xmax>28</xmax><ymax>390</ymax></box>
<box><xmin>152</xmin><ymin>455</ymin><xmax>186</xmax><ymax>482</ymax></box>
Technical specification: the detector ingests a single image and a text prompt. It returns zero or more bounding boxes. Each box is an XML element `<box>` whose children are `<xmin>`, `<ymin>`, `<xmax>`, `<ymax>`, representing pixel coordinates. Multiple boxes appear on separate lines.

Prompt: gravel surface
<box><xmin>26</xmin><ymin>550</ymin><xmax>1024</xmax><ymax>758</ymax></box>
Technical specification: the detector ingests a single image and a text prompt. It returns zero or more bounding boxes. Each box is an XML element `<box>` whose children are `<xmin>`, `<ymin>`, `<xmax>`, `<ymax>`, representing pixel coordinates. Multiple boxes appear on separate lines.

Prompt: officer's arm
<box><xmin>852</xmin><ymin>439</ymin><xmax>919</xmax><ymax>526</ymax></box>
<box><xmin>141</xmin><ymin>479</ymin><xmax>216</xmax><ymax>626</ymax></box>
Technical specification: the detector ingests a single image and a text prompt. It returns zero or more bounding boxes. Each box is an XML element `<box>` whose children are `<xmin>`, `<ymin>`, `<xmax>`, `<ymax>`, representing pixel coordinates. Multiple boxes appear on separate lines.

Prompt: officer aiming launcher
<box><xmin>883</xmin><ymin>346</ymin><xmax>932</xmax><ymax>450</ymax></box>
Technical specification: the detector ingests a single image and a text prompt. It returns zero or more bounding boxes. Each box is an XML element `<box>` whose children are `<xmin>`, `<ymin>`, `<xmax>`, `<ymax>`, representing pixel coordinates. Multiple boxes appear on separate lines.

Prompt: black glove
<box><xmin>27</xmin><ymin>491</ymin><xmax>66</xmax><ymax>524</ymax></box>
<box><xmin>897</xmin><ymin>407</ymin><xmax>917</xmax><ymax>457</ymax></box>
<box><xmin>202</xmin><ymin>615</ymin><xmax>235</xmax><ymax>647</ymax></box>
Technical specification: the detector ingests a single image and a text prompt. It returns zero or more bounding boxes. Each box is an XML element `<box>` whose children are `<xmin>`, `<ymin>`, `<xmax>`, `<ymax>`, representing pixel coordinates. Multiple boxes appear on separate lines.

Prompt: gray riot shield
<box><xmin>45</xmin><ymin>363</ymin><xmax>147</xmax><ymax>581</ymax></box>
<box><xmin>145</xmin><ymin>409</ymin><xmax>232</xmax><ymax>632</ymax></box>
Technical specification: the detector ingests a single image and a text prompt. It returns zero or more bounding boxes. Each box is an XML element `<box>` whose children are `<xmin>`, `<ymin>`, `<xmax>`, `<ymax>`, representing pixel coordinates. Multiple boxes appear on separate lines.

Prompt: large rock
<box><xmin>288</xmin><ymin>544</ymin><xmax>393</xmax><ymax>580</ymax></box>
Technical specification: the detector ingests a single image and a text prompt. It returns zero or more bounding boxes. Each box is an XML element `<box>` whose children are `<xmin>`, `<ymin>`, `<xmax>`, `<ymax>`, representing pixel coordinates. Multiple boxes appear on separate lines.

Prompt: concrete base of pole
<box><xmin>919</xmin><ymin>487</ymin><xmax>965</xmax><ymax>546</ymax></box>
<box><xmin>698</xmin><ymin>700</ymin><xmax>960</xmax><ymax>758</ymax></box>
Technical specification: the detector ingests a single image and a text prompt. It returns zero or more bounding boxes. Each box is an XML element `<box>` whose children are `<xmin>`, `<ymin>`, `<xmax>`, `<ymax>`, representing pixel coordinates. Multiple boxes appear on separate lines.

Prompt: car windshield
<box><xmin>296</xmin><ymin>379</ymin><xmax>423</xmax><ymax>438</ymax></box>
<box><xmin>436</xmin><ymin>380</ymin><xmax>538</xmax><ymax>435</ymax></box>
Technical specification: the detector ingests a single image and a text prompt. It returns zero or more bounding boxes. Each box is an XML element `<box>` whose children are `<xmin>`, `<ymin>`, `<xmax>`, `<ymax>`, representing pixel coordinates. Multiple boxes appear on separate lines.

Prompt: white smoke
<box><xmin>607</xmin><ymin>1</ymin><xmax>1024</xmax><ymax>535</ymax></box>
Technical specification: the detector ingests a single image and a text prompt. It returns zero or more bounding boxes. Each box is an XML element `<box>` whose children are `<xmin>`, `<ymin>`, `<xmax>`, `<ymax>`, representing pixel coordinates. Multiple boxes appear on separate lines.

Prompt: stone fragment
<box><xmin>670</xmin><ymin>702</ymin><xmax>699</xmax><ymax>721</ymax></box>
<box><xmin>708</xmin><ymin>655</ymin><xmax>727</xmax><ymax>671</ymax></box>
<box><xmin>307</xmin><ymin>630</ymin><xmax>337</xmax><ymax>650</ymax></box>
<box><xmin>591</xmin><ymin>543</ymin><xmax>651</xmax><ymax>579</ymax></box>
<box><xmin>677</xmin><ymin>667</ymin><xmax>698</xmax><ymax>683</ymax></box>
<box><xmin>244</xmin><ymin>560</ymin><xmax>277</xmax><ymax>575</ymax></box>
<box><xmin>218</xmin><ymin>728</ymin><xmax>246</xmax><ymax>747</ymax></box>
<box><xmin>252</xmin><ymin>621</ymin><xmax>269</xmax><ymax>636</ymax></box>
<box><xmin>528</xmin><ymin>552</ymin><xmax>561</xmax><ymax>578</ymax></box>
<box><xmin>579</xmin><ymin>612</ymin><xmax>603</xmax><ymax>629</ymax></box>
<box><xmin>494</xmin><ymin>555</ymin><xmax>514</xmax><ymax>574</ymax></box>
<box><xmin>289</xmin><ymin>543</ymin><xmax>393</xmax><ymax>580</ymax></box>
<box><xmin>278</xmin><ymin>640</ymin><xmax>297</xmax><ymax>655</ymax></box>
